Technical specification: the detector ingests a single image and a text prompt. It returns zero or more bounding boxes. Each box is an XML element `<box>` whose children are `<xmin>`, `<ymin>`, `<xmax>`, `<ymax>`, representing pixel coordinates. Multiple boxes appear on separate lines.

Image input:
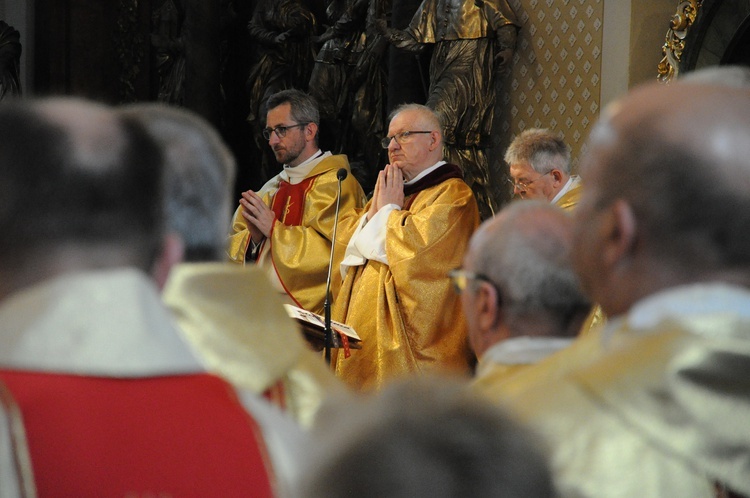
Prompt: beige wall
<box><xmin>629</xmin><ymin>0</ymin><xmax>676</xmax><ymax>87</ymax></box>
<box><xmin>500</xmin><ymin>0</ymin><xmax>682</xmax><ymax>170</ymax></box>
<box><xmin>502</xmin><ymin>0</ymin><xmax>605</xmax><ymax>170</ymax></box>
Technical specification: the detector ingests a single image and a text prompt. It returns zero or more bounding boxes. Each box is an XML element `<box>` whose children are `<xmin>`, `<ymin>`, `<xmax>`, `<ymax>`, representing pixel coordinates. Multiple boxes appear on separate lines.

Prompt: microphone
<box><xmin>324</xmin><ymin>168</ymin><xmax>348</xmax><ymax>365</ymax></box>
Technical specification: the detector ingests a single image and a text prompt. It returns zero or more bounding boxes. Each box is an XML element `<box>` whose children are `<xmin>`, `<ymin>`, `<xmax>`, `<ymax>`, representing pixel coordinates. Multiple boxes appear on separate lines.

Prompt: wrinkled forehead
<box><xmin>39</xmin><ymin>100</ymin><xmax>125</xmax><ymax>172</ymax></box>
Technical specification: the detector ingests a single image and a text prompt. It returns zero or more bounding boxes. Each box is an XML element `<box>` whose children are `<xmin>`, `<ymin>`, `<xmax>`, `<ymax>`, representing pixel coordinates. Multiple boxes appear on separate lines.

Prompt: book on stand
<box><xmin>284</xmin><ymin>304</ymin><xmax>362</xmax><ymax>350</ymax></box>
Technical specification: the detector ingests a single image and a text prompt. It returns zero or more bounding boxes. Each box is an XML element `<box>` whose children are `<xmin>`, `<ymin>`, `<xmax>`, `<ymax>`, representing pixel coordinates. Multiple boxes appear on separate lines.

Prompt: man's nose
<box><xmin>268</xmin><ymin>132</ymin><xmax>280</xmax><ymax>145</ymax></box>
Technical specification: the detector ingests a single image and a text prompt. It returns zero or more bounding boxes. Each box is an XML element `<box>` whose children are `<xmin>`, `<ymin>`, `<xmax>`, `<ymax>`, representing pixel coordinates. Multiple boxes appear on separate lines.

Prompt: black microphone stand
<box><xmin>324</xmin><ymin>168</ymin><xmax>347</xmax><ymax>366</ymax></box>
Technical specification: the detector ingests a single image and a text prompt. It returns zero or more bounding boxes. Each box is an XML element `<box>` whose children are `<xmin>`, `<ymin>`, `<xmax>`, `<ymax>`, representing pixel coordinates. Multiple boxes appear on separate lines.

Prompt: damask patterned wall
<box><xmin>501</xmin><ymin>0</ymin><xmax>604</xmax><ymax>170</ymax></box>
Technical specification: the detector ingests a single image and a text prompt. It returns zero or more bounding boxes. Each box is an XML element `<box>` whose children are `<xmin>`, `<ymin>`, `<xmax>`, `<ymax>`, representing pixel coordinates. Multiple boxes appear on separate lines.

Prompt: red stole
<box><xmin>271</xmin><ymin>176</ymin><xmax>316</xmax><ymax>226</ymax></box>
<box><xmin>0</xmin><ymin>370</ymin><xmax>275</xmax><ymax>498</ymax></box>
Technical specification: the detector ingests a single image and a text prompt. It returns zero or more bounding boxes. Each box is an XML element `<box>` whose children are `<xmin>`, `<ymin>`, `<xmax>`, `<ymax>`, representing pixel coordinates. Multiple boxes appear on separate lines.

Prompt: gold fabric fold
<box><xmin>163</xmin><ymin>263</ymin><xmax>346</xmax><ymax>427</ymax></box>
<box><xmin>333</xmin><ymin>178</ymin><xmax>479</xmax><ymax>391</ymax></box>
<box><xmin>503</xmin><ymin>315</ymin><xmax>750</xmax><ymax>497</ymax></box>
<box><xmin>228</xmin><ymin>155</ymin><xmax>366</xmax><ymax>314</ymax></box>
<box><xmin>554</xmin><ymin>181</ymin><xmax>583</xmax><ymax>212</ymax></box>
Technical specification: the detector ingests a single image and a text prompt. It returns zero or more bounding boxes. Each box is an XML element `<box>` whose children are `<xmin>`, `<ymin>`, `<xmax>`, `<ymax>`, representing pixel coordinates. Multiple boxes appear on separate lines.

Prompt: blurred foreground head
<box><xmin>299</xmin><ymin>377</ymin><xmax>555</xmax><ymax>498</ymax></box>
<box><xmin>572</xmin><ymin>81</ymin><xmax>750</xmax><ymax>316</ymax></box>
<box><xmin>0</xmin><ymin>97</ymin><xmax>163</xmax><ymax>298</ymax></box>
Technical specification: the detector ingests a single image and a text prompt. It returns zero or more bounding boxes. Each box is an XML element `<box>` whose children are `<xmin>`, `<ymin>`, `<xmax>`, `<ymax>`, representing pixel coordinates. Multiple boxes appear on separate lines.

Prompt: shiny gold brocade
<box><xmin>553</xmin><ymin>181</ymin><xmax>583</xmax><ymax>212</ymax></box>
<box><xmin>162</xmin><ymin>263</ymin><xmax>346</xmax><ymax>427</ymax></box>
<box><xmin>333</xmin><ymin>178</ymin><xmax>480</xmax><ymax>391</ymax></box>
<box><xmin>227</xmin><ymin>155</ymin><xmax>366</xmax><ymax>314</ymax></box>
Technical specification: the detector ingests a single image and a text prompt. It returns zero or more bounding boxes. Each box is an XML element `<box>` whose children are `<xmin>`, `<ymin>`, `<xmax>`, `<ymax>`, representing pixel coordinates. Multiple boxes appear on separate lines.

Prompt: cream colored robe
<box><xmin>501</xmin><ymin>284</ymin><xmax>750</xmax><ymax>497</ymax></box>
<box><xmin>333</xmin><ymin>177</ymin><xmax>479</xmax><ymax>391</ymax></box>
<box><xmin>162</xmin><ymin>263</ymin><xmax>347</xmax><ymax>428</ymax></box>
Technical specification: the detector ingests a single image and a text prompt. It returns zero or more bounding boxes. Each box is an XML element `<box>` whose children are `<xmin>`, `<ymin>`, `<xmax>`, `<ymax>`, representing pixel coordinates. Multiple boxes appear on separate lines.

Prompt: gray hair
<box><xmin>472</xmin><ymin>200</ymin><xmax>589</xmax><ymax>332</ymax></box>
<box><xmin>504</xmin><ymin>128</ymin><xmax>571</xmax><ymax>175</ymax></box>
<box><xmin>120</xmin><ymin>104</ymin><xmax>236</xmax><ymax>262</ymax></box>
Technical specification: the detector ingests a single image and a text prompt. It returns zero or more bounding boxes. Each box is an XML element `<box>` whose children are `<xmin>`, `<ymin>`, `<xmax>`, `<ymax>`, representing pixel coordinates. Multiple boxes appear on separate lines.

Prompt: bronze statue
<box><xmin>0</xmin><ymin>21</ymin><xmax>22</xmax><ymax>101</ymax></box>
<box><xmin>245</xmin><ymin>0</ymin><xmax>317</xmax><ymax>181</ymax></box>
<box><xmin>308</xmin><ymin>0</ymin><xmax>367</xmax><ymax>150</ymax></box>
<box><xmin>309</xmin><ymin>0</ymin><xmax>390</xmax><ymax>191</ymax></box>
<box><xmin>151</xmin><ymin>0</ymin><xmax>186</xmax><ymax>105</ymax></box>
<box><xmin>376</xmin><ymin>0</ymin><xmax>519</xmax><ymax>218</ymax></box>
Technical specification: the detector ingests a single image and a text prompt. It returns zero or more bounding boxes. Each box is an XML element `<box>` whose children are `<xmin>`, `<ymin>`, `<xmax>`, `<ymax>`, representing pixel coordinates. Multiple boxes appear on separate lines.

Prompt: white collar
<box><xmin>550</xmin><ymin>175</ymin><xmax>581</xmax><ymax>204</ymax></box>
<box><xmin>477</xmin><ymin>335</ymin><xmax>574</xmax><ymax>377</ymax></box>
<box><xmin>280</xmin><ymin>150</ymin><xmax>329</xmax><ymax>184</ymax></box>
<box><xmin>0</xmin><ymin>268</ymin><xmax>203</xmax><ymax>376</ymax></box>
<box><xmin>627</xmin><ymin>282</ymin><xmax>750</xmax><ymax>330</ymax></box>
<box><xmin>404</xmin><ymin>160</ymin><xmax>447</xmax><ymax>185</ymax></box>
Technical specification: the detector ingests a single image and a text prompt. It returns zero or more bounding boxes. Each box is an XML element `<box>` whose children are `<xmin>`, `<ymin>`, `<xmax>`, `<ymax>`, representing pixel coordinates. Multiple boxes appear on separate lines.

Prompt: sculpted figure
<box><xmin>376</xmin><ymin>0</ymin><xmax>519</xmax><ymax>218</ymax></box>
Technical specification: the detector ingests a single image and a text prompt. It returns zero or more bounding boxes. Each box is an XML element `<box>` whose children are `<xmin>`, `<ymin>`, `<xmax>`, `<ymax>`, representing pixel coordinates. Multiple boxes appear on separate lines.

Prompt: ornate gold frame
<box><xmin>657</xmin><ymin>0</ymin><xmax>704</xmax><ymax>82</ymax></box>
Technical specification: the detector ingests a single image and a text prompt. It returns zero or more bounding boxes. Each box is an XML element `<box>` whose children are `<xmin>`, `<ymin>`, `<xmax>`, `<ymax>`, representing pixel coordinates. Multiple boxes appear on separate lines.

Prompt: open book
<box><xmin>284</xmin><ymin>304</ymin><xmax>362</xmax><ymax>349</ymax></box>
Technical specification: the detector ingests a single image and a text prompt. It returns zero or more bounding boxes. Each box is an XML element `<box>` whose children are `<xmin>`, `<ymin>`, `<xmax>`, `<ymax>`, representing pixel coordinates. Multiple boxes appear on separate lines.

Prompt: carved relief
<box><xmin>657</xmin><ymin>0</ymin><xmax>704</xmax><ymax>83</ymax></box>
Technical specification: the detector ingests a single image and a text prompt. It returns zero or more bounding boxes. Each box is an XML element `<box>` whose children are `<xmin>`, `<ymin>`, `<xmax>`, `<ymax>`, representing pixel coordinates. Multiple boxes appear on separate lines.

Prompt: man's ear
<box><xmin>151</xmin><ymin>232</ymin><xmax>185</xmax><ymax>291</ymax></box>
<box><xmin>602</xmin><ymin>199</ymin><xmax>637</xmax><ymax>269</ymax></box>
<box><xmin>551</xmin><ymin>168</ymin><xmax>564</xmax><ymax>186</ymax></box>
<box><xmin>306</xmin><ymin>122</ymin><xmax>319</xmax><ymax>143</ymax></box>
<box><xmin>476</xmin><ymin>282</ymin><xmax>500</xmax><ymax>332</ymax></box>
<box><xmin>429</xmin><ymin>130</ymin><xmax>441</xmax><ymax>151</ymax></box>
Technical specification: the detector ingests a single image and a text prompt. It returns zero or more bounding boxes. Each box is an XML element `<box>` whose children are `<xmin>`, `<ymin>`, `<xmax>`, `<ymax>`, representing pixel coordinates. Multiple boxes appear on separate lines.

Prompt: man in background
<box><xmin>122</xmin><ymin>103</ymin><xmax>346</xmax><ymax>429</ymax></box>
<box><xmin>333</xmin><ymin>103</ymin><xmax>479</xmax><ymax>391</ymax></box>
<box><xmin>505</xmin><ymin>128</ymin><xmax>581</xmax><ymax>210</ymax></box>
<box><xmin>454</xmin><ymin>201</ymin><xmax>590</xmax><ymax>395</ymax></box>
<box><xmin>228</xmin><ymin>89</ymin><xmax>365</xmax><ymax>314</ymax></box>
<box><xmin>503</xmin><ymin>81</ymin><xmax>750</xmax><ymax>496</ymax></box>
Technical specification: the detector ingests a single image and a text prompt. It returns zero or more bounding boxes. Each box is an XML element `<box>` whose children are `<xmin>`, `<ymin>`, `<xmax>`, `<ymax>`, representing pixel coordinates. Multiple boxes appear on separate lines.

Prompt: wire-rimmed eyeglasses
<box><xmin>448</xmin><ymin>269</ymin><xmax>495</xmax><ymax>294</ymax></box>
<box><xmin>507</xmin><ymin>170</ymin><xmax>551</xmax><ymax>192</ymax></box>
<box><xmin>380</xmin><ymin>130</ymin><xmax>432</xmax><ymax>149</ymax></box>
<box><xmin>262</xmin><ymin>122</ymin><xmax>310</xmax><ymax>140</ymax></box>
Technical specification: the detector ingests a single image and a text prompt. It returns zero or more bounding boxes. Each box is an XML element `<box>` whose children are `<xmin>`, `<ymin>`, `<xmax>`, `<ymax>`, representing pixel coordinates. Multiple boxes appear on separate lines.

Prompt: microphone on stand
<box><xmin>324</xmin><ymin>167</ymin><xmax>348</xmax><ymax>366</ymax></box>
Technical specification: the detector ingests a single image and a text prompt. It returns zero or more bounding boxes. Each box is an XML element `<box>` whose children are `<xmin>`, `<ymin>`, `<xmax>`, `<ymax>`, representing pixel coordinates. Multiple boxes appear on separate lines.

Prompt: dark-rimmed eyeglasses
<box><xmin>507</xmin><ymin>170</ymin><xmax>551</xmax><ymax>192</ymax></box>
<box><xmin>262</xmin><ymin>122</ymin><xmax>310</xmax><ymax>140</ymax></box>
<box><xmin>380</xmin><ymin>130</ymin><xmax>432</xmax><ymax>149</ymax></box>
<box><xmin>448</xmin><ymin>269</ymin><xmax>495</xmax><ymax>294</ymax></box>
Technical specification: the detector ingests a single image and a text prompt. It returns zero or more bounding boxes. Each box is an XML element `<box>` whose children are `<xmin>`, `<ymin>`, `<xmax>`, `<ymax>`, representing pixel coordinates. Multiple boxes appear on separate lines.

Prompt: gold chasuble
<box><xmin>228</xmin><ymin>154</ymin><xmax>365</xmax><ymax>314</ymax></box>
<box><xmin>551</xmin><ymin>176</ymin><xmax>607</xmax><ymax>337</ymax></box>
<box><xmin>553</xmin><ymin>180</ymin><xmax>582</xmax><ymax>212</ymax></box>
<box><xmin>333</xmin><ymin>165</ymin><xmax>480</xmax><ymax>391</ymax></box>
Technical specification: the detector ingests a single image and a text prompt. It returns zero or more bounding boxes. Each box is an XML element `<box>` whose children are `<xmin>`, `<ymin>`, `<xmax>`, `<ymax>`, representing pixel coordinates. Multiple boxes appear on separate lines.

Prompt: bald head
<box><xmin>462</xmin><ymin>201</ymin><xmax>589</xmax><ymax>356</ymax></box>
<box><xmin>386</xmin><ymin>104</ymin><xmax>444</xmax><ymax>180</ymax></box>
<box><xmin>0</xmin><ymin>97</ymin><xmax>164</xmax><ymax>291</ymax></box>
<box><xmin>574</xmin><ymin>82</ymin><xmax>750</xmax><ymax>314</ymax></box>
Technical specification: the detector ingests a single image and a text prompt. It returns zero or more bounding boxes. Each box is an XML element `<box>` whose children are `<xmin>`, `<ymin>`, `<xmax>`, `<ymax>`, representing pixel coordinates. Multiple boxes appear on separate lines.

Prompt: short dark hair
<box><xmin>265</xmin><ymin>89</ymin><xmax>320</xmax><ymax>126</ymax></box>
<box><xmin>0</xmin><ymin>98</ymin><xmax>164</xmax><ymax>270</ymax></box>
<box><xmin>300</xmin><ymin>378</ymin><xmax>555</xmax><ymax>498</ymax></box>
